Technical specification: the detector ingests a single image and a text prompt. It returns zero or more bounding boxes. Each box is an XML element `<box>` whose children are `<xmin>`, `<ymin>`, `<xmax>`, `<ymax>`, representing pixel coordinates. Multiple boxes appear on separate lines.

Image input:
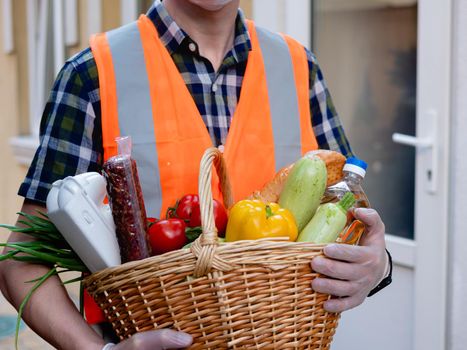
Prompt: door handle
<box><xmin>391</xmin><ymin>110</ymin><xmax>438</xmax><ymax>194</ymax></box>
<box><xmin>392</xmin><ymin>133</ymin><xmax>433</xmax><ymax>148</ymax></box>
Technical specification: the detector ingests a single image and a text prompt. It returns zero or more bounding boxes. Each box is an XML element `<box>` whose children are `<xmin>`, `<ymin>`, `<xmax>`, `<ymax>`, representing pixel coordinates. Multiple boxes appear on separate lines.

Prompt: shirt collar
<box><xmin>146</xmin><ymin>1</ymin><xmax>252</xmax><ymax>64</ymax></box>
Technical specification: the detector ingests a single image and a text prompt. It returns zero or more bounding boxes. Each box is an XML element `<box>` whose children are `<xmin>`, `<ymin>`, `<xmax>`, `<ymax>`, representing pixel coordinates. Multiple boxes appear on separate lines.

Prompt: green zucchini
<box><xmin>297</xmin><ymin>192</ymin><xmax>356</xmax><ymax>243</ymax></box>
<box><xmin>278</xmin><ymin>156</ymin><xmax>327</xmax><ymax>231</ymax></box>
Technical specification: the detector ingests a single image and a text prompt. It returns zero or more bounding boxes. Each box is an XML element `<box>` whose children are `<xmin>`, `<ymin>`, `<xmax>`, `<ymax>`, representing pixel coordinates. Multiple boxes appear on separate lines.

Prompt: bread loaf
<box><xmin>249</xmin><ymin>164</ymin><xmax>293</xmax><ymax>203</ymax></box>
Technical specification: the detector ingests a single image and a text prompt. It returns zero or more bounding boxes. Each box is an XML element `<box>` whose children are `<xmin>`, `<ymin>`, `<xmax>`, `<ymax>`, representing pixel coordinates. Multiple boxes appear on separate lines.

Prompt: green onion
<box><xmin>0</xmin><ymin>212</ymin><xmax>89</xmax><ymax>349</ymax></box>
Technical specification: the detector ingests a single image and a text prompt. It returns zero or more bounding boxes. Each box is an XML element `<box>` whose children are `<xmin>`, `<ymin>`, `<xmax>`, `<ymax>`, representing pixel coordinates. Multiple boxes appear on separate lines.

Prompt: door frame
<box><xmin>413</xmin><ymin>0</ymin><xmax>452</xmax><ymax>348</ymax></box>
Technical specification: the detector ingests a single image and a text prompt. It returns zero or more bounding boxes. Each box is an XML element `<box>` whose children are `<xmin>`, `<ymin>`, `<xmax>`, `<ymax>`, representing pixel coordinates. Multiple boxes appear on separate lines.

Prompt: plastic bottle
<box><xmin>322</xmin><ymin>157</ymin><xmax>370</xmax><ymax>208</ymax></box>
<box><xmin>322</xmin><ymin>157</ymin><xmax>370</xmax><ymax>245</ymax></box>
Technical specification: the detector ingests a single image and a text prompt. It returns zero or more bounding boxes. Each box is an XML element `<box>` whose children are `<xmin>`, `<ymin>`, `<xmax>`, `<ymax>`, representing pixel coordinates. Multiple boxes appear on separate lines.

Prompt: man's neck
<box><xmin>163</xmin><ymin>0</ymin><xmax>240</xmax><ymax>72</ymax></box>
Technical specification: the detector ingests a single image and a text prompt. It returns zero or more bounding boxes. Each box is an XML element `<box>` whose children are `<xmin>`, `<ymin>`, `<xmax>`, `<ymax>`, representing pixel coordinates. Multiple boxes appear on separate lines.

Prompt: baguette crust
<box><xmin>249</xmin><ymin>164</ymin><xmax>293</xmax><ymax>203</ymax></box>
<box><xmin>250</xmin><ymin>150</ymin><xmax>346</xmax><ymax>203</ymax></box>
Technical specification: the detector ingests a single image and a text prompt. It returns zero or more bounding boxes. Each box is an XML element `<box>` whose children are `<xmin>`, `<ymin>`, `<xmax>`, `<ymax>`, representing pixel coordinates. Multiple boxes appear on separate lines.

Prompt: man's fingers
<box><xmin>117</xmin><ymin>329</ymin><xmax>193</xmax><ymax>350</ymax></box>
<box><xmin>155</xmin><ymin>329</ymin><xmax>192</xmax><ymax>349</ymax></box>
<box><xmin>311</xmin><ymin>257</ymin><xmax>362</xmax><ymax>280</ymax></box>
<box><xmin>353</xmin><ymin>208</ymin><xmax>385</xmax><ymax>232</ymax></box>
<box><xmin>312</xmin><ymin>277</ymin><xmax>360</xmax><ymax>297</ymax></box>
<box><xmin>323</xmin><ymin>295</ymin><xmax>364</xmax><ymax>313</ymax></box>
<box><xmin>323</xmin><ymin>244</ymin><xmax>368</xmax><ymax>263</ymax></box>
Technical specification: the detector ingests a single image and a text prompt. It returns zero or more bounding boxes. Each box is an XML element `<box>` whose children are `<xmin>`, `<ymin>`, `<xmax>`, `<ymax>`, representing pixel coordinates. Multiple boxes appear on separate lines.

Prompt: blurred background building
<box><xmin>0</xmin><ymin>0</ymin><xmax>466</xmax><ymax>349</ymax></box>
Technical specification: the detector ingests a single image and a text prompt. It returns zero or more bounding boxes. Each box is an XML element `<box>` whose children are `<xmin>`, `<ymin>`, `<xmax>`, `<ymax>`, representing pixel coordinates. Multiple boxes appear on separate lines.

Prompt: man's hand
<box><xmin>108</xmin><ymin>330</ymin><xmax>192</xmax><ymax>350</ymax></box>
<box><xmin>310</xmin><ymin>208</ymin><xmax>388</xmax><ymax>313</ymax></box>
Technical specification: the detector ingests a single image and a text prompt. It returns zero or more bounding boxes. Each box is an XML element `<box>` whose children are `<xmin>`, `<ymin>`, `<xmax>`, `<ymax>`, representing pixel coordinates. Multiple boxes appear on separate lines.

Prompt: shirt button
<box><xmin>218</xmin><ymin>144</ymin><xmax>225</xmax><ymax>153</ymax></box>
<box><xmin>212</xmin><ymin>83</ymin><xmax>218</xmax><ymax>92</ymax></box>
<box><xmin>188</xmin><ymin>42</ymin><xmax>197</xmax><ymax>52</ymax></box>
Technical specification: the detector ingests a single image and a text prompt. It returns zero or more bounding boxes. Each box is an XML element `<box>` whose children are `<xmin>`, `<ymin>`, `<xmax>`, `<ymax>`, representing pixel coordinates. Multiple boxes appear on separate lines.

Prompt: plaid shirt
<box><xmin>19</xmin><ymin>2</ymin><xmax>353</xmax><ymax>203</ymax></box>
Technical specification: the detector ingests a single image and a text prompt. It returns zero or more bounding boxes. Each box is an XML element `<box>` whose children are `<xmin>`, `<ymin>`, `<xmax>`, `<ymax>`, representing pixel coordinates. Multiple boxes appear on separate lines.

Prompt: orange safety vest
<box><xmin>85</xmin><ymin>15</ymin><xmax>318</xmax><ymax>324</ymax></box>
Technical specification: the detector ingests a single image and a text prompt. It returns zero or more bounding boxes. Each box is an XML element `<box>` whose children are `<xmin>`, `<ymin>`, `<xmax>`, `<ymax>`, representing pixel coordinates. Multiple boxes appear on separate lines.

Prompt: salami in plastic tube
<box><xmin>103</xmin><ymin>136</ymin><xmax>151</xmax><ymax>262</ymax></box>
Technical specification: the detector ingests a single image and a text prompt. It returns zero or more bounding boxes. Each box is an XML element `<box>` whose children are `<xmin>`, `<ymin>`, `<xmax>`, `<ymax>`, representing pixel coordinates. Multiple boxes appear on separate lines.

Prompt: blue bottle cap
<box><xmin>344</xmin><ymin>157</ymin><xmax>368</xmax><ymax>177</ymax></box>
<box><xmin>345</xmin><ymin>157</ymin><xmax>368</xmax><ymax>170</ymax></box>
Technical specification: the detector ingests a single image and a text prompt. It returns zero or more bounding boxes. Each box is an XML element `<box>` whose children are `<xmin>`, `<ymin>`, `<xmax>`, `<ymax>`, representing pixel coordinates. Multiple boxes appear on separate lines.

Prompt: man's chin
<box><xmin>188</xmin><ymin>0</ymin><xmax>235</xmax><ymax>12</ymax></box>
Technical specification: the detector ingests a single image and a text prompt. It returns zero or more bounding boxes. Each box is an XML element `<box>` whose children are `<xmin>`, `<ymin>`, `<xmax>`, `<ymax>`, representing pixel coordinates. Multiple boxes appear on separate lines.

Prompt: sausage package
<box><xmin>103</xmin><ymin>136</ymin><xmax>151</xmax><ymax>262</ymax></box>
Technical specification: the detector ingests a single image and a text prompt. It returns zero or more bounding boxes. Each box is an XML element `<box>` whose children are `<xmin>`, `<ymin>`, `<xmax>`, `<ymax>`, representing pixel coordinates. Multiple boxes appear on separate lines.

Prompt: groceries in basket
<box><xmin>0</xmin><ymin>144</ymin><xmax>371</xmax><ymax>348</ymax></box>
<box><xmin>82</xmin><ymin>148</ymin><xmax>350</xmax><ymax>347</ymax></box>
<box><xmin>146</xmin><ymin>150</ymin><xmax>362</xmax><ymax>248</ymax></box>
<box><xmin>246</xmin><ymin>150</ymin><xmax>366</xmax><ymax>245</ymax></box>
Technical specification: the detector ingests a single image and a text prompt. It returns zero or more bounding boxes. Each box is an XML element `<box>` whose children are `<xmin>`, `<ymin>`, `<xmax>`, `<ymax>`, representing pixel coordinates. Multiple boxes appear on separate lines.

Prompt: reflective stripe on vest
<box><xmin>107</xmin><ymin>22</ymin><xmax>163</xmax><ymax>216</ymax></box>
<box><xmin>255</xmin><ymin>27</ymin><xmax>302</xmax><ymax>169</ymax></box>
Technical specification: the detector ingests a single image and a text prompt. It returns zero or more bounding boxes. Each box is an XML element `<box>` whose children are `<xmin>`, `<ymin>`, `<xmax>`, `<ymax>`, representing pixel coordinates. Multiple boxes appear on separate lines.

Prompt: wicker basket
<box><xmin>84</xmin><ymin>148</ymin><xmax>340</xmax><ymax>349</ymax></box>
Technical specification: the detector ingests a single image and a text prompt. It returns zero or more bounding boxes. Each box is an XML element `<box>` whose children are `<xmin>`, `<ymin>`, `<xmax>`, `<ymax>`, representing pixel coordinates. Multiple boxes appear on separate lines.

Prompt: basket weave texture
<box><xmin>84</xmin><ymin>148</ymin><xmax>340</xmax><ymax>349</ymax></box>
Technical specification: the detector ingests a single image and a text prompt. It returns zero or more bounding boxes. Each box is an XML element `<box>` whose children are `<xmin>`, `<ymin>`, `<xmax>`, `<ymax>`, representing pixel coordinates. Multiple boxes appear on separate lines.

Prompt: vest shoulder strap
<box><xmin>254</xmin><ymin>25</ymin><xmax>317</xmax><ymax>159</ymax></box>
<box><xmin>281</xmin><ymin>33</ymin><xmax>318</xmax><ymax>152</ymax></box>
<box><xmin>91</xmin><ymin>20</ymin><xmax>164</xmax><ymax>217</ymax></box>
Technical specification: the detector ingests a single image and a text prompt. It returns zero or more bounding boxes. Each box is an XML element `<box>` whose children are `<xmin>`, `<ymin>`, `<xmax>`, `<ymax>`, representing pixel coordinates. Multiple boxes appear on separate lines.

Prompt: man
<box><xmin>0</xmin><ymin>0</ymin><xmax>390</xmax><ymax>349</ymax></box>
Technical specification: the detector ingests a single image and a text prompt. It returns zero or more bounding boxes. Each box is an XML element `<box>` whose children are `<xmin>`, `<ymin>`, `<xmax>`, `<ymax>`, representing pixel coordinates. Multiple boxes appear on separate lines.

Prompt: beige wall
<box><xmin>14</xmin><ymin>0</ymin><xmax>30</xmax><ymax>135</ymax></box>
<box><xmin>0</xmin><ymin>1</ymin><xmax>28</xmax><ymax>233</ymax></box>
<box><xmin>69</xmin><ymin>0</ymin><xmax>121</xmax><ymax>56</ymax></box>
<box><xmin>240</xmin><ymin>0</ymin><xmax>252</xmax><ymax>17</ymax></box>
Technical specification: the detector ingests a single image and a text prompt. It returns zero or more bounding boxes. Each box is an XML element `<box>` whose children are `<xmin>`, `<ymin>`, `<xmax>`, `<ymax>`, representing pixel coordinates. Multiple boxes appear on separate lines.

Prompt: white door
<box><xmin>251</xmin><ymin>0</ymin><xmax>451</xmax><ymax>349</ymax></box>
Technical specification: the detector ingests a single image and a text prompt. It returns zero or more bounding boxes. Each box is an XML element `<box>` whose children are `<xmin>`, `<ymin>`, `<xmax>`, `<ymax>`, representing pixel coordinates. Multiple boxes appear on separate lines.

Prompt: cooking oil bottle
<box><xmin>322</xmin><ymin>157</ymin><xmax>370</xmax><ymax>245</ymax></box>
<box><xmin>323</xmin><ymin>157</ymin><xmax>370</xmax><ymax>208</ymax></box>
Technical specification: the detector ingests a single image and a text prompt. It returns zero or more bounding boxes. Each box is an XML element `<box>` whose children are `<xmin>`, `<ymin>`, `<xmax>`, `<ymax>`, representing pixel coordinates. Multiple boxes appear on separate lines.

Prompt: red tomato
<box><xmin>174</xmin><ymin>194</ymin><xmax>201</xmax><ymax>227</ymax></box>
<box><xmin>174</xmin><ymin>194</ymin><xmax>229</xmax><ymax>236</ymax></box>
<box><xmin>191</xmin><ymin>198</ymin><xmax>229</xmax><ymax>237</ymax></box>
<box><xmin>214</xmin><ymin>200</ymin><xmax>228</xmax><ymax>236</ymax></box>
<box><xmin>147</xmin><ymin>218</ymin><xmax>187</xmax><ymax>255</ymax></box>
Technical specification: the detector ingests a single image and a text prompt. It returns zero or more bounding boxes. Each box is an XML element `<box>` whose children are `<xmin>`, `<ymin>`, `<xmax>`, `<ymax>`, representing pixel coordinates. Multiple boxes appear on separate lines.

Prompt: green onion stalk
<box><xmin>0</xmin><ymin>211</ymin><xmax>88</xmax><ymax>349</ymax></box>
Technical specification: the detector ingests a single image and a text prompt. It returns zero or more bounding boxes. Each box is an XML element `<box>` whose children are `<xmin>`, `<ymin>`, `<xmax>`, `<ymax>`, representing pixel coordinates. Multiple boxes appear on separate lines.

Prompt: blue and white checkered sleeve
<box><xmin>18</xmin><ymin>49</ymin><xmax>103</xmax><ymax>203</ymax></box>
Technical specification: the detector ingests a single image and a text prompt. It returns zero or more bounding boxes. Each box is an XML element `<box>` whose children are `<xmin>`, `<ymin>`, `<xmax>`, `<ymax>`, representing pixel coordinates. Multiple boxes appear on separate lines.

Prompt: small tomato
<box><xmin>192</xmin><ymin>199</ymin><xmax>228</xmax><ymax>237</ymax></box>
<box><xmin>174</xmin><ymin>194</ymin><xmax>229</xmax><ymax>237</ymax></box>
<box><xmin>213</xmin><ymin>199</ymin><xmax>228</xmax><ymax>236</ymax></box>
<box><xmin>174</xmin><ymin>194</ymin><xmax>201</xmax><ymax>227</ymax></box>
<box><xmin>148</xmin><ymin>218</ymin><xmax>187</xmax><ymax>255</ymax></box>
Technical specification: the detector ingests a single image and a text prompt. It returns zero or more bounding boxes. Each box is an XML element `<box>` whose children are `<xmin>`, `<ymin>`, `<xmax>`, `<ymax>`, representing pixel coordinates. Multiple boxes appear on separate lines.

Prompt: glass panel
<box><xmin>312</xmin><ymin>0</ymin><xmax>417</xmax><ymax>239</ymax></box>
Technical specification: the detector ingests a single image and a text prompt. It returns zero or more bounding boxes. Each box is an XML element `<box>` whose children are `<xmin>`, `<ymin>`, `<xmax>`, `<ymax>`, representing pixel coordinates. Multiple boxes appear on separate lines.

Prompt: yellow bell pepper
<box><xmin>225</xmin><ymin>200</ymin><xmax>298</xmax><ymax>242</ymax></box>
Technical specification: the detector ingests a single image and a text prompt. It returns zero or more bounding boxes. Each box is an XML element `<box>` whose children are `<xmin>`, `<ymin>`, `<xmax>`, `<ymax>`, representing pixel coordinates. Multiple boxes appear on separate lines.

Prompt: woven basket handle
<box><xmin>193</xmin><ymin>147</ymin><xmax>234</xmax><ymax>277</ymax></box>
